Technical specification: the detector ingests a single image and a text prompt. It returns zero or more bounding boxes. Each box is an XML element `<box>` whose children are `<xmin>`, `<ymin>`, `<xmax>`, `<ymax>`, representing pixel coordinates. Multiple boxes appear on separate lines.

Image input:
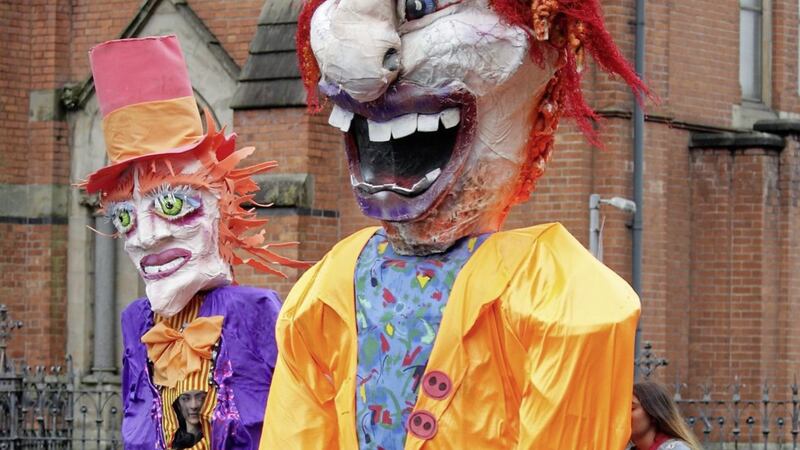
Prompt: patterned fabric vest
<box><xmin>354</xmin><ymin>230</ymin><xmax>490</xmax><ymax>449</ymax></box>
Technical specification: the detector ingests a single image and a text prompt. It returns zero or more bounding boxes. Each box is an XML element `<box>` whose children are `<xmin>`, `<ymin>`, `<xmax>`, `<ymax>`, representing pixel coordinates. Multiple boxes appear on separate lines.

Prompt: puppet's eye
<box><xmin>405</xmin><ymin>0</ymin><xmax>437</xmax><ymax>20</ymax></box>
<box><xmin>152</xmin><ymin>186</ymin><xmax>202</xmax><ymax>221</ymax></box>
<box><xmin>157</xmin><ymin>195</ymin><xmax>183</xmax><ymax>216</ymax></box>
<box><xmin>108</xmin><ymin>203</ymin><xmax>136</xmax><ymax>234</ymax></box>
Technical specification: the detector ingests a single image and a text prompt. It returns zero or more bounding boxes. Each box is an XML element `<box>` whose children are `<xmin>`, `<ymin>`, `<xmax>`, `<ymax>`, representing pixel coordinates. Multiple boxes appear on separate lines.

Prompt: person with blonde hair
<box><xmin>631</xmin><ymin>381</ymin><xmax>703</xmax><ymax>450</ymax></box>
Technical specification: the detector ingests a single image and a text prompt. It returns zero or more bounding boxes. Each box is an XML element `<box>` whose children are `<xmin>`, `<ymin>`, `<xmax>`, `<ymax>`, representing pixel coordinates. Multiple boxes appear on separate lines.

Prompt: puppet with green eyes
<box><xmin>81</xmin><ymin>36</ymin><xmax>305</xmax><ymax>449</ymax></box>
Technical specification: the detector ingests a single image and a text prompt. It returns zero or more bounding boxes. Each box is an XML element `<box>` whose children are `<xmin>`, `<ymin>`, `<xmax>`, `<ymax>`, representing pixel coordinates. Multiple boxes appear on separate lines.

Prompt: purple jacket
<box><xmin>120</xmin><ymin>285</ymin><xmax>281</xmax><ymax>449</ymax></box>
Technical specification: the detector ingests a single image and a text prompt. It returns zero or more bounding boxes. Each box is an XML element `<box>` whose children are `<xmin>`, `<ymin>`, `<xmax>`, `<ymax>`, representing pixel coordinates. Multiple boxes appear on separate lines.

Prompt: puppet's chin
<box><xmin>381</xmin><ymin>138</ymin><xmax>523</xmax><ymax>255</ymax></box>
<box><xmin>145</xmin><ymin>263</ymin><xmax>232</xmax><ymax>317</ymax></box>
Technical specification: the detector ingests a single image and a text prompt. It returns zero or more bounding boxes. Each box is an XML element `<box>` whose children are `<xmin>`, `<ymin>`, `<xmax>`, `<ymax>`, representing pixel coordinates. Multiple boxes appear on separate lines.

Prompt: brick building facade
<box><xmin>1</xmin><ymin>0</ymin><xmax>799</xmax><ymax>395</ymax></box>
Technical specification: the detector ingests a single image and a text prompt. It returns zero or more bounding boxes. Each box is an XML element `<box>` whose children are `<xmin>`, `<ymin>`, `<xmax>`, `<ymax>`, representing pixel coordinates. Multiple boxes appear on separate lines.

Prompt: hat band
<box><xmin>102</xmin><ymin>96</ymin><xmax>204</xmax><ymax>163</ymax></box>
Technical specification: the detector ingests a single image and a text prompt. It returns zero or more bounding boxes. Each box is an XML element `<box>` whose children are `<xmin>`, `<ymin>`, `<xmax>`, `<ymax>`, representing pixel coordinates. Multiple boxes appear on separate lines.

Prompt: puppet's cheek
<box><xmin>474</xmin><ymin>57</ymin><xmax>555</xmax><ymax>164</ymax></box>
<box><xmin>400</xmin><ymin>7</ymin><xmax>529</xmax><ymax>96</ymax></box>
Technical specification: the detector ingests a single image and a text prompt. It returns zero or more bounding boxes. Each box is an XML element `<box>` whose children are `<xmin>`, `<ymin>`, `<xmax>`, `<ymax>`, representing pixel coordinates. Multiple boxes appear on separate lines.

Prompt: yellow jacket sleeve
<box><xmin>505</xmin><ymin>225</ymin><xmax>640</xmax><ymax>450</ymax></box>
<box><xmin>259</xmin><ymin>262</ymin><xmax>339</xmax><ymax>449</ymax></box>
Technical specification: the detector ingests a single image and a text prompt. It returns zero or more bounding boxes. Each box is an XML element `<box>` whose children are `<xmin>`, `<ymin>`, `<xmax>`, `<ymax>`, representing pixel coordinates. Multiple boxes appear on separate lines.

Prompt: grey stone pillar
<box><xmin>92</xmin><ymin>216</ymin><xmax>117</xmax><ymax>374</ymax></box>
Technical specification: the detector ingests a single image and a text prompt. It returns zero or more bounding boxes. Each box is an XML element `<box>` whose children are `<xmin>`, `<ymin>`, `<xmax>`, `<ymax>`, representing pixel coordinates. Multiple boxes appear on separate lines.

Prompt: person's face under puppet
<box><xmin>105</xmin><ymin>154</ymin><xmax>232</xmax><ymax>317</ymax></box>
<box><xmin>177</xmin><ymin>389</ymin><xmax>207</xmax><ymax>432</ymax></box>
<box><xmin>311</xmin><ymin>0</ymin><xmax>558</xmax><ymax>254</ymax></box>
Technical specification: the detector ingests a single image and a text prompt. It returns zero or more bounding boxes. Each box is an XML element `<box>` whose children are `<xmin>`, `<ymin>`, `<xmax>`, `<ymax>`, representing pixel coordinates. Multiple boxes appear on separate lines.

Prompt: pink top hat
<box><xmin>84</xmin><ymin>35</ymin><xmax>209</xmax><ymax>193</ymax></box>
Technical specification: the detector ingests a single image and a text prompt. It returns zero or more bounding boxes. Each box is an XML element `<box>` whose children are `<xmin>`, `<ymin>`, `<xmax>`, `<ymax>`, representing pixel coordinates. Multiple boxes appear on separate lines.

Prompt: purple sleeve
<box><xmin>206</xmin><ymin>286</ymin><xmax>282</xmax><ymax>449</ymax></box>
<box><xmin>120</xmin><ymin>299</ymin><xmax>160</xmax><ymax>449</ymax></box>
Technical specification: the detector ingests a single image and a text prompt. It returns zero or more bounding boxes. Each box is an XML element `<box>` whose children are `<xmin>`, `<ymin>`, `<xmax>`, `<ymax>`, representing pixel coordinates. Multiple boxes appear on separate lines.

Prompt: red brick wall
<box><xmin>233</xmin><ymin>107</ymin><xmax>351</xmax><ymax>299</ymax></box>
<box><xmin>189</xmin><ymin>0</ymin><xmax>264</xmax><ymax>67</ymax></box>
<box><xmin>0</xmin><ymin>224</ymin><xmax>68</xmax><ymax>363</ymax></box>
<box><xmin>69</xmin><ymin>1</ymin><xmax>140</xmax><ymax>81</ymax></box>
<box><xmin>507</xmin><ymin>122</ymin><xmax>593</xmax><ymax>241</ymax></box>
<box><xmin>1</xmin><ymin>1</ymin><xmax>32</xmax><ymax>185</ymax></box>
<box><xmin>662</xmin><ymin>127</ymin><xmax>693</xmax><ymax>378</ymax></box>
<box><xmin>666</xmin><ymin>1</ymin><xmax>741</xmax><ymax>127</ymax></box>
<box><xmin>67</xmin><ymin>0</ymin><xmax>264</xmax><ymax>82</ymax></box>
<box><xmin>775</xmin><ymin>137</ymin><xmax>800</xmax><ymax>385</ymax></box>
<box><xmin>772</xmin><ymin>0</ymin><xmax>800</xmax><ymax>112</ymax></box>
<box><xmin>687</xmin><ymin>146</ymin><xmax>791</xmax><ymax>391</ymax></box>
<box><xmin>0</xmin><ymin>1</ymin><xmax>31</xmax><ymax>359</ymax></box>
<box><xmin>0</xmin><ymin>1</ymin><xmax>71</xmax><ymax>365</ymax></box>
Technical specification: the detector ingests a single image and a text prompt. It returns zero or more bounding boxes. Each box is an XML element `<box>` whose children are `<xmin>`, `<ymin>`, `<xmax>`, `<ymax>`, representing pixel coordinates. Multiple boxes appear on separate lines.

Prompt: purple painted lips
<box><xmin>140</xmin><ymin>248</ymin><xmax>192</xmax><ymax>280</ymax></box>
<box><xmin>321</xmin><ymin>82</ymin><xmax>477</xmax><ymax>222</ymax></box>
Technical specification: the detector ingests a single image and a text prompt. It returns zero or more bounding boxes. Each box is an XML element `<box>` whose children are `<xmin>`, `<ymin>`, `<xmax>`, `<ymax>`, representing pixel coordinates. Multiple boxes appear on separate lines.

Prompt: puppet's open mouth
<box><xmin>344</xmin><ymin>109</ymin><xmax>460</xmax><ymax>197</ymax></box>
<box><xmin>322</xmin><ymin>83</ymin><xmax>476</xmax><ymax>221</ymax></box>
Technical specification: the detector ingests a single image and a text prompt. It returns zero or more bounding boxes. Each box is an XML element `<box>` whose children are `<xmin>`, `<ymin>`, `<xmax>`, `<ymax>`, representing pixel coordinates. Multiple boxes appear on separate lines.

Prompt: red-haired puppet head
<box><xmin>298</xmin><ymin>0</ymin><xmax>647</xmax><ymax>255</ymax></box>
<box><xmin>80</xmin><ymin>36</ymin><xmax>306</xmax><ymax>317</ymax></box>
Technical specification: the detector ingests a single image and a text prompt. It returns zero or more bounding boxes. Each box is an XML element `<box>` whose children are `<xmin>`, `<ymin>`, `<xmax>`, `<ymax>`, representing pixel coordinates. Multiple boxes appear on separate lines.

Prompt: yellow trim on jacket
<box><xmin>261</xmin><ymin>223</ymin><xmax>641</xmax><ymax>449</ymax></box>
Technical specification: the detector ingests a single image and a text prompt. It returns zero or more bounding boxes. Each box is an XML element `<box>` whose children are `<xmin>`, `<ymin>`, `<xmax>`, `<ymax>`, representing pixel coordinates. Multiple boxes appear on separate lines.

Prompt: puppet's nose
<box><xmin>310</xmin><ymin>0</ymin><xmax>401</xmax><ymax>102</ymax></box>
<box><xmin>125</xmin><ymin>212</ymin><xmax>169</xmax><ymax>250</ymax></box>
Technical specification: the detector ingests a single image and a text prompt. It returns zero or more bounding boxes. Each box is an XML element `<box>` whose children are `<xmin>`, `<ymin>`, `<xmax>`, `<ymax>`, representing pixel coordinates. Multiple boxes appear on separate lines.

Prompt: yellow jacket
<box><xmin>261</xmin><ymin>223</ymin><xmax>640</xmax><ymax>449</ymax></box>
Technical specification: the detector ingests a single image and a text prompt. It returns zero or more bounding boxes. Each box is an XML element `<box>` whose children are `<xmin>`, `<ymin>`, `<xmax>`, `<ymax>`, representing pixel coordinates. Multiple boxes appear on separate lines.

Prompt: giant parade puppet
<box><xmin>261</xmin><ymin>0</ymin><xmax>646</xmax><ymax>448</ymax></box>
<box><xmin>79</xmin><ymin>36</ymin><xmax>305</xmax><ymax>449</ymax></box>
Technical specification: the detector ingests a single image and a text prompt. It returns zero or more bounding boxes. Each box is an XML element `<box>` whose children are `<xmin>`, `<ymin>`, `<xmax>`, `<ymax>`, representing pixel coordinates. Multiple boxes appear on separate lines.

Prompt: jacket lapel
<box><xmin>404</xmin><ymin>226</ymin><xmax>552</xmax><ymax>449</ymax></box>
<box><xmin>306</xmin><ymin>225</ymin><xmax>550</xmax><ymax>450</ymax></box>
<box><xmin>311</xmin><ymin>227</ymin><xmax>381</xmax><ymax>449</ymax></box>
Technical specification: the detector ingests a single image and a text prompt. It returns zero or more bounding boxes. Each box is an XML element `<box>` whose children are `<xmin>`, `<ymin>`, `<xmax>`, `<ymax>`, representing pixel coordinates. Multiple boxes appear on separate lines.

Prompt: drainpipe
<box><xmin>632</xmin><ymin>0</ymin><xmax>646</xmax><ymax>378</ymax></box>
<box><xmin>92</xmin><ymin>216</ymin><xmax>117</xmax><ymax>375</ymax></box>
<box><xmin>589</xmin><ymin>194</ymin><xmax>602</xmax><ymax>259</ymax></box>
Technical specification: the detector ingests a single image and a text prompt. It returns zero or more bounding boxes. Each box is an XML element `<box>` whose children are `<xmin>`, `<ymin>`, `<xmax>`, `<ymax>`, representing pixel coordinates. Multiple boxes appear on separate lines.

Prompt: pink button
<box><xmin>422</xmin><ymin>370</ymin><xmax>452</xmax><ymax>400</ymax></box>
<box><xmin>407</xmin><ymin>410</ymin><xmax>437</xmax><ymax>440</ymax></box>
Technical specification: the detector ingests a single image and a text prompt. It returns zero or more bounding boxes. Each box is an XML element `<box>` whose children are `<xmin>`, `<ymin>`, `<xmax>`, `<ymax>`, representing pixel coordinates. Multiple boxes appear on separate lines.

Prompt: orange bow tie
<box><xmin>141</xmin><ymin>316</ymin><xmax>224</xmax><ymax>388</ymax></box>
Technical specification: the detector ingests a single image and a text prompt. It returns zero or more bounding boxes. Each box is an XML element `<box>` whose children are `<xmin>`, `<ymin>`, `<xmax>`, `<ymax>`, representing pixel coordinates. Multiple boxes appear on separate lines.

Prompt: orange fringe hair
<box><xmin>83</xmin><ymin>115</ymin><xmax>309</xmax><ymax>279</ymax></box>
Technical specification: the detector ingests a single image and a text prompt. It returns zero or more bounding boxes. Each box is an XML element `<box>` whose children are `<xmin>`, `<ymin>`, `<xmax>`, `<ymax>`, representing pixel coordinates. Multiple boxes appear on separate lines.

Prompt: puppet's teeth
<box><xmin>440</xmin><ymin>108</ymin><xmax>461</xmax><ymax>129</ymax></box>
<box><xmin>417</xmin><ymin>168</ymin><xmax>442</xmax><ymax>189</ymax></box>
<box><xmin>328</xmin><ymin>105</ymin><xmax>354</xmax><ymax>132</ymax></box>
<box><xmin>395</xmin><ymin>168</ymin><xmax>441</xmax><ymax>194</ymax></box>
<box><xmin>367</xmin><ymin>119</ymin><xmax>393</xmax><ymax>142</ymax></box>
<box><xmin>142</xmin><ymin>257</ymin><xmax>185</xmax><ymax>275</ymax></box>
<box><xmin>417</xmin><ymin>112</ymin><xmax>441</xmax><ymax>132</ymax></box>
<box><xmin>390</xmin><ymin>113</ymin><xmax>418</xmax><ymax>139</ymax></box>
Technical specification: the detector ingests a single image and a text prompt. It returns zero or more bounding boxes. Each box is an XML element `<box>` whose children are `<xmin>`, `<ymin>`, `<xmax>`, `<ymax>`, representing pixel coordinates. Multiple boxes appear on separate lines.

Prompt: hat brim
<box><xmin>84</xmin><ymin>133</ymin><xmax>209</xmax><ymax>194</ymax></box>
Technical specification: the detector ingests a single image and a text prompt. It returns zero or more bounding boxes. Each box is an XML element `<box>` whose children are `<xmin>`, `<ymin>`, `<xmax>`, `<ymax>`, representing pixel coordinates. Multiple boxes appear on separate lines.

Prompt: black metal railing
<box><xmin>0</xmin><ymin>304</ymin><xmax>797</xmax><ymax>449</ymax></box>
<box><xmin>638</xmin><ymin>342</ymin><xmax>800</xmax><ymax>449</ymax></box>
<box><xmin>0</xmin><ymin>305</ymin><xmax>121</xmax><ymax>449</ymax></box>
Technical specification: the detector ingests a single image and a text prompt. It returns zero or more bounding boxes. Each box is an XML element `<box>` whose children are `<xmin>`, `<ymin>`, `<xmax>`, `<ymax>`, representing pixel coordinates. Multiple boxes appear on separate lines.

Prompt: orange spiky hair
<box><xmin>86</xmin><ymin>114</ymin><xmax>310</xmax><ymax>279</ymax></box>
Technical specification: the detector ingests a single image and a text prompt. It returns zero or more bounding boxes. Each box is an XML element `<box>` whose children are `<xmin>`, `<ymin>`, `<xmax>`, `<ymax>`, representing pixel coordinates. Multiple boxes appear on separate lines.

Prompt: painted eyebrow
<box><xmin>140</xmin><ymin>183</ymin><xmax>202</xmax><ymax>198</ymax></box>
<box><xmin>139</xmin><ymin>177</ymin><xmax>211</xmax><ymax>198</ymax></box>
